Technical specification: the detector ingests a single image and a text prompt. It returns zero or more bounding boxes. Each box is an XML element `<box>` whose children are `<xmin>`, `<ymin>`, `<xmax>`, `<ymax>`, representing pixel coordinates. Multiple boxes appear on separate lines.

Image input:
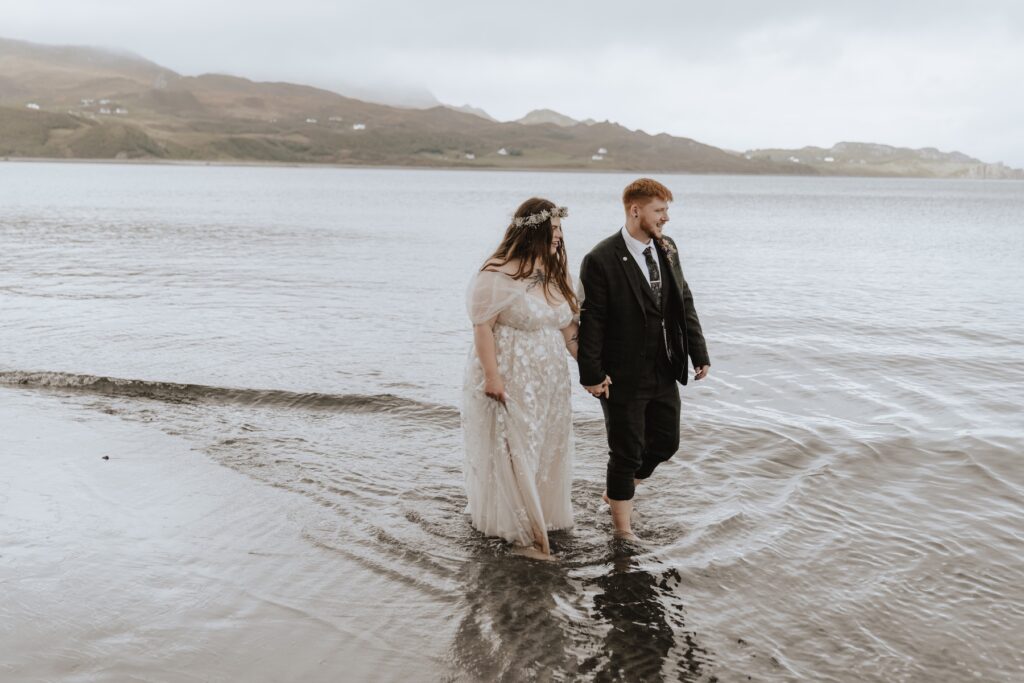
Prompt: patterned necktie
<box><xmin>643</xmin><ymin>246</ymin><xmax>662</xmax><ymax>304</ymax></box>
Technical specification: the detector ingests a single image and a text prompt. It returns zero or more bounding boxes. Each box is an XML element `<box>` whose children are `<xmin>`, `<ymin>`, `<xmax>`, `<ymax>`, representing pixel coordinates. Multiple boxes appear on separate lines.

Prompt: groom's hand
<box><xmin>584</xmin><ymin>375</ymin><xmax>612</xmax><ymax>399</ymax></box>
<box><xmin>694</xmin><ymin>365</ymin><xmax>710</xmax><ymax>381</ymax></box>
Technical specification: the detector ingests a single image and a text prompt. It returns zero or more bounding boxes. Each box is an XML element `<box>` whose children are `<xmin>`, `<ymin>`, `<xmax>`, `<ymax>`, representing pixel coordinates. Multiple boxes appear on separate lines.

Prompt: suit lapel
<box><xmin>613</xmin><ymin>234</ymin><xmax>650</xmax><ymax>315</ymax></box>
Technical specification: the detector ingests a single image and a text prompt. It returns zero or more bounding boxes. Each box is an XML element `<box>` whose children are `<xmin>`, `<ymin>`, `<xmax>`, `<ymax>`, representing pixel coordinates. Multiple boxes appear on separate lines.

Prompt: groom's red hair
<box><xmin>622</xmin><ymin>178</ymin><xmax>674</xmax><ymax>207</ymax></box>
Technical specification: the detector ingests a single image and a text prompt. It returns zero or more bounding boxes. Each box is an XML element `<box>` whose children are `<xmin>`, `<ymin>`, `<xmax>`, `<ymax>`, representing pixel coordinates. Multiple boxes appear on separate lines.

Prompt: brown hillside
<box><xmin>5</xmin><ymin>36</ymin><xmax>1008</xmax><ymax>177</ymax></box>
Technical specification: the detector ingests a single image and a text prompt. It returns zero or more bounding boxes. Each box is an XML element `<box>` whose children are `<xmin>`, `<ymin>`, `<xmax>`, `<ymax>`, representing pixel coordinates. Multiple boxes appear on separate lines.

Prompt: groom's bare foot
<box><xmin>613</xmin><ymin>528</ymin><xmax>641</xmax><ymax>542</ymax></box>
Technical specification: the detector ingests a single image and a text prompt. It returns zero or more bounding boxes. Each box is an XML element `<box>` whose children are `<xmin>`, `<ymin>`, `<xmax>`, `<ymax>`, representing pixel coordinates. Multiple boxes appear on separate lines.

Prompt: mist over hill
<box><xmin>0</xmin><ymin>36</ymin><xmax>1018</xmax><ymax>178</ymax></box>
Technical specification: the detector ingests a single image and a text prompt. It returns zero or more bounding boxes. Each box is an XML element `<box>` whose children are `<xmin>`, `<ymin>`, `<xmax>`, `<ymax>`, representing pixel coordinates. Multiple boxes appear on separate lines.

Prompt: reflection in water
<box><xmin>581</xmin><ymin>547</ymin><xmax>714</xmax><ymax>682</ymax></box>
<box><xmin>449</xmin><ymin>539</ymin><xmax>577</xmax><ymax>681</ymax></box>
<box><xmin>449</xmin><ymin>539</ymin><xmax>715</xmax><ymax>682</ymax></box>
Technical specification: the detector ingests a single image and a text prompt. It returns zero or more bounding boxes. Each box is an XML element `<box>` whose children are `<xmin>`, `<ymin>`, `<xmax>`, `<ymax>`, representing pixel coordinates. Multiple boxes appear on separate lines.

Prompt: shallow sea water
<box><xmin>1</xmin><ymin>161</ymin><xmax>1022</xmax><ymax>681</ymax></box>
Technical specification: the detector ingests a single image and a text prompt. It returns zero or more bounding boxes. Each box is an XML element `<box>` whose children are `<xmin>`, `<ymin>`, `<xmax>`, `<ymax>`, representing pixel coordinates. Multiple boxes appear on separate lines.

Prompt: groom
<box><xmin>578</xmin><ymin>178</ymin><xmax>710</xmax><ymax>540</ymax></box>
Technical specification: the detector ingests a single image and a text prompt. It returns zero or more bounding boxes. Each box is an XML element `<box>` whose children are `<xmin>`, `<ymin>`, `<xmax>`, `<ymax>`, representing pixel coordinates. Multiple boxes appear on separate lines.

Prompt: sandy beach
<box><xmin>0</xmin><ymin>387</ymin><xmax>451</xmax><ymax>682</ymax></box>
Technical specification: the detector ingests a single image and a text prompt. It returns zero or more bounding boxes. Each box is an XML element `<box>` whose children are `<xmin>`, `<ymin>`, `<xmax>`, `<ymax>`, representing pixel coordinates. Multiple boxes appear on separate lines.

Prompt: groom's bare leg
<box><xmin>609</xmin><ymin>498</ymin><xmax>638</xmax><ymax>540</ymax></box>
<box><xmin>601</xmin><ymin>491</ymin><xmax>639</xmax><ymax>538</ymax></box>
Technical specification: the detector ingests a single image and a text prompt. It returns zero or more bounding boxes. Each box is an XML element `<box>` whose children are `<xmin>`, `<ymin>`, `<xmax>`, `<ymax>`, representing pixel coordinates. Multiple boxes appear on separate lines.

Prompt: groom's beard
<box><xmin>639</xmin><ymin>217</ymin><xmax>664</xmax><ymax>240</ymax></box>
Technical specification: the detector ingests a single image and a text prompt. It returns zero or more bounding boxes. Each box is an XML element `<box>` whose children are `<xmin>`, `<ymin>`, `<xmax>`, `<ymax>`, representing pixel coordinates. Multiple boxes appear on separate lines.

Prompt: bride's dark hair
<box><xmin>481</xmin><ymin>197</ymin><xmax>579</xmax><ymax>314</ymax></box>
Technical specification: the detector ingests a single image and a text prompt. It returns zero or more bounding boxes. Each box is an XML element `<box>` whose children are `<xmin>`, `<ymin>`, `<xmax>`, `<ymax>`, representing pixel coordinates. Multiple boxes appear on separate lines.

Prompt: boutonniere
<box><xmin>656</xmin><ymin>237</ymin><xmax>678</xmax><ymax>265</ymax></box>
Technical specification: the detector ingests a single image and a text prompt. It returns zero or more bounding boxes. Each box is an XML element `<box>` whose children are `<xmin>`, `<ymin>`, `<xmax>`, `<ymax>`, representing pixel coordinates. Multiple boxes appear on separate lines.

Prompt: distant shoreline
<box><xmin>3</xmin><ymin>155</ymin><xmax>1021</xmax><ymax>181</ymax></box>
<box><xmin>0</xmin><ymin>155</ymin><xmax>791</xmax><ymax>176</ymax></box>
<box><xmin>0</xmin><ymin>154</ymin><xmax>787</xmax><ymax>176</ymax></box>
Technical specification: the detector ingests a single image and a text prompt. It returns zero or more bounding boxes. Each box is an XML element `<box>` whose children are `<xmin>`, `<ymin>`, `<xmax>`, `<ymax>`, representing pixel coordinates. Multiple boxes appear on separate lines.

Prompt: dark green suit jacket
<box><xmin>578</xmin><ymin>230</ymin><xmax>709</xmax><ymax>396</ymax></box>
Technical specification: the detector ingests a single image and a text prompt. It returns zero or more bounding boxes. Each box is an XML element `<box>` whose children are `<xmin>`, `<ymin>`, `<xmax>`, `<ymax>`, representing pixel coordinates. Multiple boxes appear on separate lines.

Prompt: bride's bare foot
<box><xmin>529</xmin><ymin>524</ymin><xmax>551</xmax><ymax>556</ymax></box>
<box><xmin>515</xmin><ymin>545</ymin><xmax>556</xmax><ymax>561</ymax></box>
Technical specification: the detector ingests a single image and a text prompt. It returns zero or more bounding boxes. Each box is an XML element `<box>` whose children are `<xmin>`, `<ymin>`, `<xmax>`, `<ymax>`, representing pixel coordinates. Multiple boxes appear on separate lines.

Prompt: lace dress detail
<box><xmin>462</xmin><ymin>270</ymin><xmax>575</xmax><ymax>548</ymax></box>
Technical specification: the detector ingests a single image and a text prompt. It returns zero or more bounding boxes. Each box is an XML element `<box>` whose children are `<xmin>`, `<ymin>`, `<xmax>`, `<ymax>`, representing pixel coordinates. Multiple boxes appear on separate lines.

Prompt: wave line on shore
<box><xmin>0</xmin><ymin>369</ymin><xmax>460</xmax><ymax>422</ymax></box>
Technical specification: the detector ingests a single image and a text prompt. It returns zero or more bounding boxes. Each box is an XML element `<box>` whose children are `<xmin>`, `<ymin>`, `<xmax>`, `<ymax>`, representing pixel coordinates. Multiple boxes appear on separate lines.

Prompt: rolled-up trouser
<box><xmin>600</xmin><ymin>383</ymin><xmax>680</xmax><ymax>501</ymax></box>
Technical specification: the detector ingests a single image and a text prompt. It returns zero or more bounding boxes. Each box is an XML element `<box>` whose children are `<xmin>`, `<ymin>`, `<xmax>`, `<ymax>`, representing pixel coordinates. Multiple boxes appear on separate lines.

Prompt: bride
<box><xmin>462</xmin><ymin>197</ymin><xmax>579</xmax><ymax>560</ymax></box>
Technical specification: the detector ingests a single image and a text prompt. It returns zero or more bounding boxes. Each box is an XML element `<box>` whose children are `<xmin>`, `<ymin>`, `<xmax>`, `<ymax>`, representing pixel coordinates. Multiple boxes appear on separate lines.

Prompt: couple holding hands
<box><xmin>462</xmin><ymin>178</ymin><xmax>710</xmax><ymax>560</ymax></box>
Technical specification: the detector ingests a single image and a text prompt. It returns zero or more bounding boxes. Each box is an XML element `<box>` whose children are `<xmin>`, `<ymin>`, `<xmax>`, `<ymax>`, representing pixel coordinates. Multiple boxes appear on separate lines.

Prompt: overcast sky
<box><xmin>4</xmin><ymin>0</ymin><xmax>1023</xmax><ymax>165</ymax></box>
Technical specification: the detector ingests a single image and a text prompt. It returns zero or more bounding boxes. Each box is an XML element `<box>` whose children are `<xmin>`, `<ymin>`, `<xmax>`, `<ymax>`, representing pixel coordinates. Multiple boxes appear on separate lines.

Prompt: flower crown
<box><xmin>512</xmin><ymin>206</ymin><xmax>569</xmax><ymax>228</ymax></box>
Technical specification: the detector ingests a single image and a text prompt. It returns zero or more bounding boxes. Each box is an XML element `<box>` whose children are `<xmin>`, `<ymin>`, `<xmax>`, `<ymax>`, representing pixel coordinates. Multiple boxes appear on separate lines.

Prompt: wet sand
<box><xmin>0</xmin><ymin>388</ymin><xmax>451</xmax><ymax>682</ymax></box>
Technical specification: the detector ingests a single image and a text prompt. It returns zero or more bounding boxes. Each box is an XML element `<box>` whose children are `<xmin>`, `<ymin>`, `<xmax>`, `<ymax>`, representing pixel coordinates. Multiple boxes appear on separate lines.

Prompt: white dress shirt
<box><xmin>620</xmin><ymin>225</ymin><xmax>663</xmax><ymax>288</ymax></box>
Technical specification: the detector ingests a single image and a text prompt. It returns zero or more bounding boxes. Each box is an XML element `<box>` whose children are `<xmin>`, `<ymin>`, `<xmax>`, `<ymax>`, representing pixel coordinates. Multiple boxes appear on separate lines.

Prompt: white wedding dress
<box><xmin>462</xmin><ymin>270</ymin><xmax>575</xmax><ymax>549</ymax></box>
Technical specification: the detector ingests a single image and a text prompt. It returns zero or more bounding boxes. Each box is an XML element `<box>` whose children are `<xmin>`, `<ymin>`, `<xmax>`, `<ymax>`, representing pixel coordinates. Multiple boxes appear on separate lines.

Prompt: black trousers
<box><xmin>600</xmin><ymin>381</ymin><xmax>681</xmax><ymax>501</ymax></box>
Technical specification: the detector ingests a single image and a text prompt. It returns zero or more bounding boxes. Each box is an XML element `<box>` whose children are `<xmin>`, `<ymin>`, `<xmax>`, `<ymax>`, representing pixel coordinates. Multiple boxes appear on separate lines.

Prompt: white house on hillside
<box><xmin>26</xmin><ymin>103</ymin><xmax>40</xmax><ymax>110</ymax></box>
<box><xmin>352</xmin><ymin>123</ymin><xmax>366</xmax><ymax>130</ymax></box>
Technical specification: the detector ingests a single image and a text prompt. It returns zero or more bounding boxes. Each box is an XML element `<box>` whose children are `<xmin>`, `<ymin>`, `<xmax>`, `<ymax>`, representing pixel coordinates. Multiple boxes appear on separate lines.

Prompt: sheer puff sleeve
<box><xmin>466</xmin><ymin>270</ymin><xmax>521</xmax><ymax>325</ymax></box>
